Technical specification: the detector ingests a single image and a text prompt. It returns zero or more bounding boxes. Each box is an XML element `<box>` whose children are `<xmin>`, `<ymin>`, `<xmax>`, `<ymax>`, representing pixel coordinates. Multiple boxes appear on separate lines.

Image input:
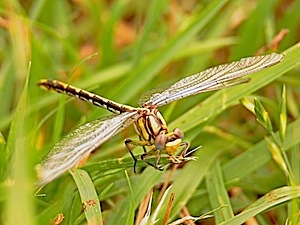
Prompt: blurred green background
<box><xmin>0</xmin><ymin>0</ymin><xmax>300</xmax><ymax>224</ymax></box>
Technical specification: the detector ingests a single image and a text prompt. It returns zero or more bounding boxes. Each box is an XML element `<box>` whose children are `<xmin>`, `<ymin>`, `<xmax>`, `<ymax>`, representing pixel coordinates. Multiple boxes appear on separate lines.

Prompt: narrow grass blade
<box><xmin>152</xmin><ymin>186</ymin><xmax>173</xmax><ymax>224</ymax></box>
<box><xmin>165</xmin><ymin>141</ymin><xmax>226</xmax><ymax>221</ymax></box>
<box><xmin>70</xmin><ymin>168</ymin><xmax>103</xmax><ymax>225</ymax></box>
<box><xmin>279</xmin><ymin>85</ymin><xmax>287</xmax><ymax>142</ymax></box>
<box><xmin>206</xmin><ymin>162</ymin><xmax>234</xmax><ymax>223</ymax></box>
<box><xmin>0</xmin><ymin>133</ymin><xmax>7</xmax><ymax>181</ymax></box>
<box><xmin>133</xmin><ymin>0</ymin><xmax>166</xmax><ymax>65</ymax></box>
<box><xmin>106</xmin><ymin>169</ymin><xmax>163</xmax><ymax>225</ymax></box>
<box><xmin>5</xmin><ymin>65</ymin><xmax>36</xmax><ymax>225</ymax></box>
<box><xmin>52</xmin><ymin>96</ymin><xmax>66</xmax><ymax>143</ymax></box>
<box><xmin>288</xmin><ymin>146</ymin><xmax>300</xmax><ymax>225</ymax></box>
<box><xmin>223</xmin><ymin>117</ymin><xmax>300</xmax><ymax>184</ymax></box>
<box><xmin>219</xmin><ymin>185</ymin><xmax>300</xmax><ymax>225</ymax></box>
<box><xmin>101</xmin><ymin>0</ymin><xmax>128</xmax><ymax>66</ymax></box>
<box><xmin>124</xmin><ymin>170</ymin><xmax>135</xmax><ymax>225</ymax></box>
<box><xmin>286</xmin><ymin>86</ymin><xmax>299</xmax><ymax>119</ymax></box>
<box><xmin>254</xmin><ymin>98</ymin><xmax>273</xmax><ymax>132</ymax></box>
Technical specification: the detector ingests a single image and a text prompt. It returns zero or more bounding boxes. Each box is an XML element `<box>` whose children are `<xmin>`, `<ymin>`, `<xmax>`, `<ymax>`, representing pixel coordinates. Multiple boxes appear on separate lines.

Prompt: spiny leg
<box><xmin>180</xmin><ymin>142</ymin><xmax>190</xmax><ymax>157</ymax></box>
<box><xmin>141</xmin><ymin>149</ymin><xmax>164</xmax><ymax>171</ymax></box>
<box><xmin>124</xmin><ymin>138</ymin><xmax>152</xmax><ymax>173</ymax></box>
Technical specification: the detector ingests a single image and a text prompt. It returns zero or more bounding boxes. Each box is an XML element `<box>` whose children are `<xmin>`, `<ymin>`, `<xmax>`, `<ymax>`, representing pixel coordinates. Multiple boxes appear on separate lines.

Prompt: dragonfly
<box><xmin>36</xmin><ymin>53</ymin><xmax>284</xmax><ymax>187</ymax></box>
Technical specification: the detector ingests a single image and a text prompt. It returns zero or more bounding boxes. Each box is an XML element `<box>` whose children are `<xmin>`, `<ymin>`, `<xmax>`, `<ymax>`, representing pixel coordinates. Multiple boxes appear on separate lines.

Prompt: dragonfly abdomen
<box><xmin>38</xmin><ymin>79</ymin><xmax>136</xmax><ymax>114</ymax></box>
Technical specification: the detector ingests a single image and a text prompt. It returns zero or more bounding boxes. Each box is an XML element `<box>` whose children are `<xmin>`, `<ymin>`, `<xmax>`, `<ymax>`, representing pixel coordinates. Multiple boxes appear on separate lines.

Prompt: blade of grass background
<box><xmin>29</xmin><ymin>0</ymin><xmax>47</xmax><ymax>20</ymax></box>
<box><xmin>36</xmin><ymin>200</ymin><xmax>62</xmax><ymax>224</ymax></box>
<box><xmin>231</xmin><ymin>1</ymin><xmax>277</xmax><ymax>59</ymax></box>
<box><xmin>0</xmin><ymin>133</ymin><xmax>7</xmax><ymax>181</ymax></box>
<box><xmin>124</xmin><ymin>171</ymin><xmax>135</xmax><ymax>225</ymax></box>
<box><xmin>61</xmin><ymin>182</ymin><xmax>82</xmax><ymax>225</ymax></box>
<box><xmin>70</xmin><ymin>169</ymin><xmax>103</xmax><ymax>225</ymax></box>
<box><xmin>101</xmin><ymin>0</ymin><xmax>128</xmax><ymax>66</ymax></box>
<box><xmin>220</xmin><ymin>185</ymin><xmax>300</xmax><ymax>225</ymax></box>
<box><xmin>223</xmin><ymin>117</ymin><xmax>300</xmax><ymax>184</ymax></box>
<box><xmin>106</xmin><ymin>168</ymin><xmax>163</xmax><ymax>225</ymax></box>
<box><xmin>112</xmin><ymin>0</ymin><xmax>229</xmax><ymax>103</ymax></box>
<box><xmin>206</xmin><ymin>162</ymin><xmax>234</xmax><ymax>223</ymax></box>
<box><xmin>5</xmin><ymin>68</ymin><xmax>35</xmax><ymax>225</ymax></box>
<box><xmin>172</xmin><ymin>37</ymin><xmax>238</xmax><ymax>61</ymax></box>
<box><xmin>170</xmin><ymin>42</ymin><xmax>300</xmax><ymax>132</ymax></box>
<box><xmin>288</xmin><ymin>145</ymin><xmax>300</xmax><ymax>224</ymax></box>
<box><xmin>0</xmin><ymin>62</ymin><xmax>15</xmax><ymax>123</ymax></box>
<box><xmin>164</xmin><ymin>138</ymin><xmax>234</xmax><ymax>221</ymax></box>
<box><xmin>52</xmin><ymin>96</ymin><xmax>66</xmax><ymax>143</ymax></box>
<box><xmin>133</xmin><ymin>0</ymin><xmax>167</xmax><ymax>65</ymax></box>
<box><xmin>166</xmin><ymin>115</ymin><xmax>300</xmax><ymax>222</ymax></box>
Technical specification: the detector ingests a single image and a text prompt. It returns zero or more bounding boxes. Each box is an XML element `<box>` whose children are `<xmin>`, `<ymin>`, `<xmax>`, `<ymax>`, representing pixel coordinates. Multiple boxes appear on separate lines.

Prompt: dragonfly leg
<box><xmin>141</xmin><ymin>149</ymin><xmax>164</xmax><ymax>171</ymax></box>
<box><xmin>124</xmin><ymin>138</ymin><xmax>152</xmax><ymax>173</ymax></box>
<box><xmin>180</xmin><ymin>142</ymin><xmax>190</xmax><ymax>157</ymax></box>
<box><xmin>154</xmin><ymin>150</ymin><xmax>163</xmax><ymax>170</ymax></box>
<box><xmin>125</xmin><ymin>139</ymin><xmax>138</xmax><ymax>173</ymax></box>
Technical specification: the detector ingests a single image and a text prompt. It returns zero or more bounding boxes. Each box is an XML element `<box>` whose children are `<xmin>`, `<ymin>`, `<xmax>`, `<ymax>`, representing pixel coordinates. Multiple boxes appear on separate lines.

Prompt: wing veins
<box><xmin>36</xmin><ymin>111</ymin><xmax>137</xmax><ymax>187</ymax></box>
<box><xmin>146</xmin><ymin>53</ymin><xmax>284</xmax><ymax>106</ymax></box>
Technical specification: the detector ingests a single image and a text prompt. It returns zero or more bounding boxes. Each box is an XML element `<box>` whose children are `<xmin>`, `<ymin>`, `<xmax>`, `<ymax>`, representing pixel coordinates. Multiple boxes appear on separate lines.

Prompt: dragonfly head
<box><xmin>154</xmin><ymin>128</ymin><xmax>184</xmax><ymax>155</ymax></box>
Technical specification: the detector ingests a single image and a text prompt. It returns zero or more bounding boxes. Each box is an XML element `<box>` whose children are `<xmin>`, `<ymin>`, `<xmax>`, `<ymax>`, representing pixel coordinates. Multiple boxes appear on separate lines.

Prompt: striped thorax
<box><xmin>134</xmin><ymin>104</ymin><xmax>184</xmax><ymax>155</ymax></box>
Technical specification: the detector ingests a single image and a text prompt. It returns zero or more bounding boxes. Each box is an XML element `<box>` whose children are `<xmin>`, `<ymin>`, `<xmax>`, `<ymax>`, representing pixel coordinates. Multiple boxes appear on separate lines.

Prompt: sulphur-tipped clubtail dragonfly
<box><xmin>36</xmin><ymin>53</ymin><xmax>284</xmax><ymax>186</ymax></box>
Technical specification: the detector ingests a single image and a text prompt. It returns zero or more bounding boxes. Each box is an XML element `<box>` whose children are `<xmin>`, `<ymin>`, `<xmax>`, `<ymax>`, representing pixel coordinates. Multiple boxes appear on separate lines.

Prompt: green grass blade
<box><xmin>106</xmin><ymin>169</ymin><xmax>162</xmax><ymax>225</ymax></box>
<box><xmin>223</xmin><ymin>117</ymin><xmax>300</xmax><ymax>184</ymax></box>
<box><xmin>288</xmin><ymin>145</ymin><xmax>300</xmax><ymax>225</ymax></box>
<box><xmin>232</xmin><ymin>1</ymin><xmax>278</xmax><ymax>58</ymax></box>
<box><xmin>206</xmin><ymin>162</ymin><xmax>234</xmax><ymax>223</ymax></box>
<box><xmin>124</xmin><ymin>171</ymin><xmax>135</xmax><ymax>225</ymax></box>
<box><xmin>52</xmin><ymin>96</ymin><xmax>66</xmax><ymax>143</ymax></box>
<box><xmin>0</xmin><ymin>133</ymin><xmax>7</xmax><ymax>181</ymax></box>
<box><xmin>166</xmin><ymin>139</ymin><xmax>232</xmax><ymax>221</ymax></box>
<box><xmin>5</xmin><ymin>66</ymin><xmax>36</xmax><ymax>225</ymax></box>
<box><xmin>279</xmin><ymin>85</ymin><xmax>287</xmax><ymax>143</ymax></box>
<box><xmin>220</xmin><ymin>185</ymin><xmax>300</xmax><ymax>225</ymax></box>
<box><xmin>133</xmin><ymin>0</ymin><xmax>167</xmax><ymax>65</ymax></box>
<box><xmin>101</xmin><ymin>0</ymin><xmax>128</xmax><ymax>66</ymax></box>
<box><xmin>70</xmin><ymin>168</ymin><xmax>103</xmax><ymax>225</ymax></box>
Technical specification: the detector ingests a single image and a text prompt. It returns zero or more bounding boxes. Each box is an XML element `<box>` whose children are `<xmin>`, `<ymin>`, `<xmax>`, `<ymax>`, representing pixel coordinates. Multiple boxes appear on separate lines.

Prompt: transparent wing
<box><xmin>36</xmin><ymin>111</ymin><xmax>137</xmax><ymax>187</ymax></box>
<box><xmin>146</xmin><ymin>53</ymin><xmax>284</xmax><ymax>107</ymax></box>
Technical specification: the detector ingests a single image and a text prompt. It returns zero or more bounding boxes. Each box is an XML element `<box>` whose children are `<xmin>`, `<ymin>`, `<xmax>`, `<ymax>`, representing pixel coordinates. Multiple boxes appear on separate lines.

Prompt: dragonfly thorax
<box><xmin>134</xmin><ymin>106</ymin><xmax>184</xmax><ymax>155</ymax></box>
<box><xmin>134</xmin><ymin>107</ymin><xmax>168</xmax><ymax>142</ymax></box>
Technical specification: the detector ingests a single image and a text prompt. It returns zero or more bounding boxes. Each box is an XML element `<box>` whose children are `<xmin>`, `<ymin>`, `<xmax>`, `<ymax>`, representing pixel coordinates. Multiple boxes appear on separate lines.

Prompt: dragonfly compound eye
<box><xmin>173</xmin><ymin>128</ymin><xmax>184</xmax><ymax>139</ymax></box>
<box><xmin>155</xmin><ymin>133</ymin><xmax>167</xmax><ymax>150</ymax></box>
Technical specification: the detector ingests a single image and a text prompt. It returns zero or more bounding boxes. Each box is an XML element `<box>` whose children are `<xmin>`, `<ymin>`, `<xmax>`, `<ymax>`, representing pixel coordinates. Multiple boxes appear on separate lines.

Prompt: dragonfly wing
<box><xmin>147</xmin><ymin>53</ymin><xmax>284</xmax><ymax>107</ymax></box>
<box><xmin>36</xmin><ymin>111</ymin><xmax>137</xmax><ymax>187</ymax></box>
